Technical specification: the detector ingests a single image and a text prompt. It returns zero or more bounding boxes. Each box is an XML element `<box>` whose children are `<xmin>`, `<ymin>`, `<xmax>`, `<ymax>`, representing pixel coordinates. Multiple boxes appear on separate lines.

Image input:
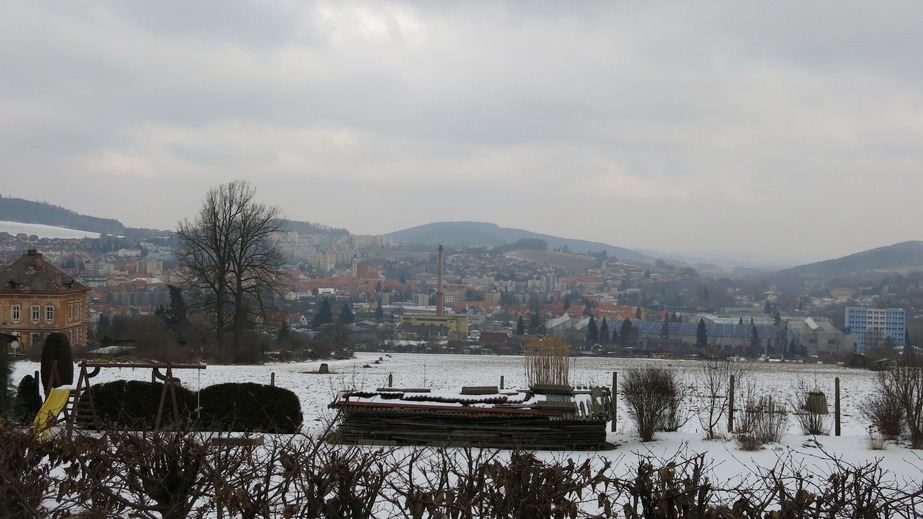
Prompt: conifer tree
<box><xmin>586</xmin><ymin>316</ymin><xmax>599</xmax><ymax>345</ymax></box>
<box><xmin>527</xmin><ymin>313</ymin><xmax>546</xmax><ymax>335</ymax></box>
<box><xmin>599</xmin><ymin>318</ymin><xmax>609</xmax><ymax>346</ymax></box>
<box><xmin>750</xmin><ymin>324</ymin><xmax>761</xmax><ymax>350</ymax></box>
<box><xmin>312</xmin><ymin>298</ymin><xmax>334</xmax><ymax>329</ymax></box>
<box><xmin>619</xmin><ymin>318</ymin><xmax>634</xmax><ymax>349</ymax></box>
<box><xmin>338</xmin><ymin>303</ymin><xmax>355</xmax><ymax>324</ymax></box>
<box><xmin>696</xmin><ymin>318</ymin><xmax>708</xmax><ymax>349</ymax></box>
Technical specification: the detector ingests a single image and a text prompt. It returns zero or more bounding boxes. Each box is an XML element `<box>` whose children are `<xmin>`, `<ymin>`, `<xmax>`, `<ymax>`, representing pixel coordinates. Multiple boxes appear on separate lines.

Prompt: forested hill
<box><xmin>386</xmin><ymin>221</ymin><xmax>658</xmax><ymax>264</ymax></box>
<box><xmin>772</xmin><ymin>241</ymin><xmax>923</xmax><ymax>283</ymax></box>
<box><xmin>0</xmin><ymin>195</ymin><xmax>127</xmax><ymax>235</ymax></box>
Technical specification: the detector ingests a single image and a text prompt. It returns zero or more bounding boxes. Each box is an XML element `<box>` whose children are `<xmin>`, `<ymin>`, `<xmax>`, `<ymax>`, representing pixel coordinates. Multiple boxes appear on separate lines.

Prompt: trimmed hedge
<box><xmin>40</xmin><ymin>332</ymin><xmax>73</xmax><ymax>394</ymax></box>
<box><xmin>197</xmin><ymin>382</ymin><xmax>303</xmax><ymax>434</ymax></box>
<box><xmin>85</xmin><ymin>380</ymin><xmax>196</xmax><ymax>429</ymax></box>
<box><xmin>14</xmin><ymin>375</ymin><xmax>42</xmax><ymax>424</ymax></box>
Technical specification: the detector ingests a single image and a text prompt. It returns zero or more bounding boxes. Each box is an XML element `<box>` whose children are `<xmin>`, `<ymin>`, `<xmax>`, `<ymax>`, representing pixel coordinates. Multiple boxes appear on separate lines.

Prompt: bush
<box><xmin>197</xmin><ymin>382</ymin><xmax>303</xmax><ymax>434</ymax></box>
<box><xmin>658</xmin><ymin>376</ymin><xmax>689</xmax><ymax>432</ymax></box>
<box><xmin>875</xmin><ymin>356</ymin><xmax>923</xmax><ymax>448</ymax></box>
<box><xmin>621</xmin><ymin>366</ymin><xmax>682</xmax><ymax>441</ymax></box>
<box><xmin>736</xmin><ymin>396</ymin><xmax>787</xmax><ymax>450</ymax></box>
<box><xmin>40</xmin><ymin>332</ymin><xmax>73</xmax><ymax>394</ymax></box>
<box><xmin>792</xmin><ymin>389</ymin><xmax>830</xmax><ymax>436</ymax></box>
<box><xmin>0</xmin><ymin>343</ymin><xmax>12</xmax><ymax>420</ymax></box>
<box><xmin>14</xmin><ymin>375</ymin><xmax>42</xmax><ymax>424</ymax></box>
<box><xmin>861</xmin><ymin>388</ymin><xmax>904</xmax><ymax>440</ymax></box>
<box><xmin>87</xmin><ymin>380</ymin><xmax>196</xmax><ymax>429</ymax></box>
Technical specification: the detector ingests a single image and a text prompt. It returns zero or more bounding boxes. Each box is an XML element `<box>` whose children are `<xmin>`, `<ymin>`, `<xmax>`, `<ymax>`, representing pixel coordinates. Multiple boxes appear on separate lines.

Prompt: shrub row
<box><xmin>81</xmin><ymin>380</ymin><xmax>303</xmax><ymax>434</ymax></box>
<box><xmin>2</xmin><ymin>425</ymin><xmax>920</xmax><ymax>518</ymax></box>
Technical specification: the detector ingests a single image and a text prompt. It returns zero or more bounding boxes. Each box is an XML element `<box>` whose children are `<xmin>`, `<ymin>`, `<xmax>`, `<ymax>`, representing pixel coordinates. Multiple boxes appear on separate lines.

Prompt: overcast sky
<box><xmin>3</xmin><ymin>2</ymin><xmax>921</xmax><ymax>264</ymax></box>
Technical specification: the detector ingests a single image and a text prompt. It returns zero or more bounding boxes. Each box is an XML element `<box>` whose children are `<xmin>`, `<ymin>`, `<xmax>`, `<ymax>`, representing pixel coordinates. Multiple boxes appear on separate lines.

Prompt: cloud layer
<box><xmin>3</xmin><ymin>1</ymin><xmax>921</xmax><ymax>263</ymax></box>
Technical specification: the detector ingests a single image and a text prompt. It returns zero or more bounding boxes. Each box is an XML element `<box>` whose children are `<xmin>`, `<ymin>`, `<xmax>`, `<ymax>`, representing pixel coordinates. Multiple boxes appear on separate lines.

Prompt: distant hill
<box><xmin>774</xmin><ymin>241</ymin><xmax>923</xmax><ymax>283</ymax></box>
<box><xmin>386</xmin><ymin>221</ymin><xmax>660</xmax><ymax>264</ymax></box>
<box><xmin>0</xmin><ymin>195</ymin><xmax>352</xmax><ymax>240</ymax></box>
<box><xmin>0</xmin><ymin>195</ymin><xmax>127</xmax><ymax>235</ymax></box>
<box><xmin>287</xmin><ymin>220</ymin><xmax>349</xmax><ymax>236</ymax></box>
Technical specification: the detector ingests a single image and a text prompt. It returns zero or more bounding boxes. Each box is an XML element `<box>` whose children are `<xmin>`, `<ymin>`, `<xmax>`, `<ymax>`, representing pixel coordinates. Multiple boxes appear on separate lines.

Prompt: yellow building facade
<box><xmin>0</xmin><ymin>251</ymin><xmax>90</xmax><ymax>352</ymax></box>
<box><xmin>400</xmin><ymin>314</ymin><xmax>468</xmax><ymax>340</ymax></box>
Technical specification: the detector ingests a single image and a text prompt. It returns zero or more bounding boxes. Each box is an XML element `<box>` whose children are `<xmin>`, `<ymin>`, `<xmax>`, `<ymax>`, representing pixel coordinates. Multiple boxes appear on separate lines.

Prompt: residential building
<box><xmin>136</xmin><ymin>259</ymin><xmax>163</xmax><ymax>275</ymax></box>
<box><xmin>0</xmin><ymin>250</ymin><xmax>90</xmax><ymax>351</ymax></box>
<box><xmin>786</xmin><ymin>317</ymin><xmax>856</xmax><ymax>356</ymax></box>
<box><xmin>845</xmin><ymin>307</ymin><xmax>906</xmax><ymax>353</ymax></box>
<box><xmin>399</xmin><ymin>313</ymin><xmax>468</xmax><ymax>340</ymax></box>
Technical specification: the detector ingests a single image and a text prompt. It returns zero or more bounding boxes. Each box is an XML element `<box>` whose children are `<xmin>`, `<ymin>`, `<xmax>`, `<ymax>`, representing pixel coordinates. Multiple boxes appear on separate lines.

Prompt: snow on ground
<box><xmin>13</xmin><ymin>352</ymin><xmax>922</xmax><ymax>486</ymax></box>
<box><xmin>0</xmin><ymin>221</ymin><xmax>101</xmax><ymax>239</ymax></box>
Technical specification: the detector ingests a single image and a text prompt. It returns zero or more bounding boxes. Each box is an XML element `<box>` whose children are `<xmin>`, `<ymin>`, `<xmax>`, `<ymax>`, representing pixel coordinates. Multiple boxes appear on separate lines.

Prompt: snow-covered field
<box><xmin>0</xmin><ymin>220</ymin><xmax>101</xmax><ymax>239</ymax></box>
<box><xmin>13</xmin><ymin>352</ymin><xmax>922</xmax><ymax>488</ymax></box>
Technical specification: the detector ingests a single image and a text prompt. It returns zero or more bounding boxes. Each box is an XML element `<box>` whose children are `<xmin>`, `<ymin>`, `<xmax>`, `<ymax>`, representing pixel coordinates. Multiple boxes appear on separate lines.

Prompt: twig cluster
<box><xmin>2</xmin><ymin>422</ymin><xmax>923</xmax><ymax>518</ymax></box>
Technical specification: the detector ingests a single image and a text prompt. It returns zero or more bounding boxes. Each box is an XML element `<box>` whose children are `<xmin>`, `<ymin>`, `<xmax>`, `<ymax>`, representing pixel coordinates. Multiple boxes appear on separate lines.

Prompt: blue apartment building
<box><xmin>844</xmin><ymin>307</ymin><xmax>906</xmax><ymax>353</ymax></box>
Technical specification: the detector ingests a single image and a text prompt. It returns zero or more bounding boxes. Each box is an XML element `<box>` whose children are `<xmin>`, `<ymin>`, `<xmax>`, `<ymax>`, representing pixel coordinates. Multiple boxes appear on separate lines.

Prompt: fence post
<box><xmin>835</xmin><ymin>377</ymin><xmax>841</xmax><ymax>436</ymax></box>
<box><xmin>610</xmin><ymin>372</ymin><xmax>617</xmax><ymax>433</ymax></box>
<box><xmin>388</xmin><ymin>372</ymin><xmax>393</xmax><ymax>387</ymax></box>
<box><xmin>728</xmin><ymin>374</ymin><xmax>735</xmax><ymax>433</ymax></box>
<box><xmin>500</xmin><ymin>375</ymin><xmax>505</xmax><ymax>390</ymax></box>
<box><xmin>270</xmin><ymin>372</ymin><xmax>275</xmax><ymax>387</ymax></box>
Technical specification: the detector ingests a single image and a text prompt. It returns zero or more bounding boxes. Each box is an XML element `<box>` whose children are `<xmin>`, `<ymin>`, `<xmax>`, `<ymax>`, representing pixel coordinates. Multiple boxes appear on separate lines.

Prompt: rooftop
<box><xmin>0</xmin><ymin>249</ymin><xmax>88</xmax><ymax>293</ymax></box>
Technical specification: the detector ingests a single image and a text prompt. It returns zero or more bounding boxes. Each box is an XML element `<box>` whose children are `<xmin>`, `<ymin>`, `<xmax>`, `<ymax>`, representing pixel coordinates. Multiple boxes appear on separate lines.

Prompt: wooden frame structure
<box><xmin>64</xmin><ymin>362</ymin><xmax>206</xmax><ymax>435</ymax></box>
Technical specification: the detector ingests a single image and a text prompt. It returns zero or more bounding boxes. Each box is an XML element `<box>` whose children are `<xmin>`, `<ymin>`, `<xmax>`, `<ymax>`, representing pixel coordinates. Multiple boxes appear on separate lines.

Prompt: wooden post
<box><xmin>270</xmin><ymin>372</ymin><xmax>275</xmax><ymax>387</ymax></box>
<box><xmin>45</xmin><ymin>360</ymin><xmax>59</xmax><ymax>398</ymax></box>
<box><xmin>388</xmin><ymin>372</ymin><xmax>393</xmax><ymax>387</ymax></box>
<box><xmin>835</xmin><ymin>377</ymin><xmax>841</xmax><ymax>437</ymax></box>
<box><xmin>500</xmin><ymin>375</ymin><xmax>505</xmax><ymax>390</ymax></box>
<box><xmin>610</xmin><ymin>372</ymin><xmax>617</xmax><ymax>433</ymax></box>
<box><xmin>728</xmin><ymin>374</ymin><xmax>735</xmax><ymax>433</ymax></box>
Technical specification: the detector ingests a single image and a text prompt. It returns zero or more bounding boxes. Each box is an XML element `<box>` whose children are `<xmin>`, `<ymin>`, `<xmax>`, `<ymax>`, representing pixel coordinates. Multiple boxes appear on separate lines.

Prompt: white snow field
<box><xmin>12</xmin><ymin>352</ymin><xmax>923</xmax><ymax>515</ymax></box>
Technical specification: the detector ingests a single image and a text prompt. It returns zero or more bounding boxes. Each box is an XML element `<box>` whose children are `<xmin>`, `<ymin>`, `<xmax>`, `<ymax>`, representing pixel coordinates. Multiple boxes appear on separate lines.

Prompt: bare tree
<box><xmin>694</xmin><ymin>349</ymin><xmax>748</xmax><ymax>439</ymax></box>
<box><xmin>176</xmin><ymin>181</ymin><xmax>287</xmax><ymax>357</ymax></box>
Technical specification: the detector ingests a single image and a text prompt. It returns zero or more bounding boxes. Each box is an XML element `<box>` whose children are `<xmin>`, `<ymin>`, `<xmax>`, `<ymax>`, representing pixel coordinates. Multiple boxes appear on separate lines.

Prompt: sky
<box><xmin>2</xmin><ymin>1</ymin><xmax>921</xmax><ymax>265</ymax></box>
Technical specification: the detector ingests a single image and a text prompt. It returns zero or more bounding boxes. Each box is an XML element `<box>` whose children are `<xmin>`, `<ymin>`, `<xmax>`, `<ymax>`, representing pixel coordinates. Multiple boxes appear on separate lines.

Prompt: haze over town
<box><xmin>3</xmin><ymin>2</ymin><xmax>921</xmax><ymax>264</ymax></box>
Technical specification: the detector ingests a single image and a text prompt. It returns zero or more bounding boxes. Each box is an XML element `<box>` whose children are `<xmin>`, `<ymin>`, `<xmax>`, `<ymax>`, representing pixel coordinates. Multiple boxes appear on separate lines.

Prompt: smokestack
<box><xmin>436</xmin><ymin>245</ymin><xmax>445</xmax><ymax>318</ymax></box>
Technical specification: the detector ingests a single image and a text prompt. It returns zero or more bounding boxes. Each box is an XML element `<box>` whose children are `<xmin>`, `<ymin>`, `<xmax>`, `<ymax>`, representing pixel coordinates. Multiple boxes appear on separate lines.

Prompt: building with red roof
<box><xmin>0</xmin><ymin>250</ymin><xmax>90</xmax><ymax>351</ymax></box>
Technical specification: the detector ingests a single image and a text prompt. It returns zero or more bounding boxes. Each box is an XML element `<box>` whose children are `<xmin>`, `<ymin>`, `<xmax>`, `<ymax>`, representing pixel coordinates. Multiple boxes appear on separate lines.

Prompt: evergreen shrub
<box><xmin>197</xmin><ymin>382</ymin><xmax>303</xmax><ymax>434</ymax></box>
<box><xmin>0</xmin><ymin>343</ymin><xmax>12</xmax><ymax>419</ymax></box>
<box><xmin>14</xmin><ymin>374</ymin><xmax>42</xmax><ymax>423</ymax></box>
<box><xmin>40</xmin><ymin>332</ymin><xmax>73</xmax><ymax>394</ymax></box>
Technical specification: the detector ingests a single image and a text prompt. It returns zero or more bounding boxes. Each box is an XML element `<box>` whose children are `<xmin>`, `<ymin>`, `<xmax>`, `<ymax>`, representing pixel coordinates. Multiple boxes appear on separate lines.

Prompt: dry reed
<box><xmin>525</xmin><ymin>337</ymin><xmax>572</xmax><ymax>387</ymax></box>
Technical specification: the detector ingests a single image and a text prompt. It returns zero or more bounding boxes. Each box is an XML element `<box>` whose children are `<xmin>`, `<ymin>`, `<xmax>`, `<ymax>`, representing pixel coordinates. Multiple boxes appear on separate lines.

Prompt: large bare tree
<box><xmin>176</xmin><ymin>181</ymin><xmax>286</xmax><ymax>357</ymax></box>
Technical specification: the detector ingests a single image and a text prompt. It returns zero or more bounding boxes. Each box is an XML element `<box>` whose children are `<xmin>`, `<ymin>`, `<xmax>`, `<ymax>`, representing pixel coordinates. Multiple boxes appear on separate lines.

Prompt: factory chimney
<box><xmin>436</xmin><ymin>245</ymin><xmax>445</xmax><ymax>317</ymax></box>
